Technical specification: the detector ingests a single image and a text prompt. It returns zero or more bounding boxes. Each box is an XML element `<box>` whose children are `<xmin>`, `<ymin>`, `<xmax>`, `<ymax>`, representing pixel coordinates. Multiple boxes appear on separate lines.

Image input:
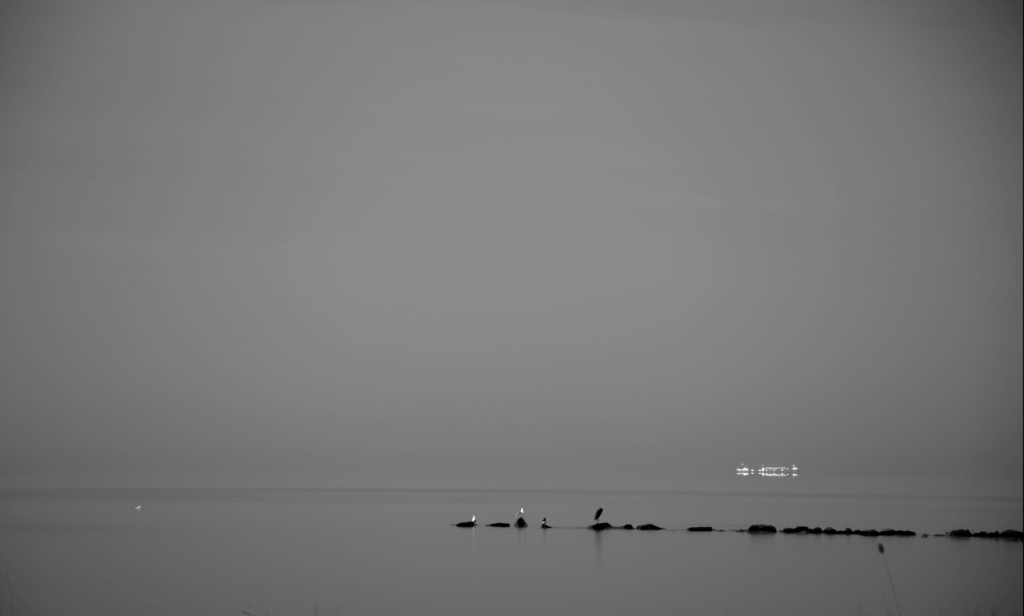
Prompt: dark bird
<box><xmin>594</xmin><ymin>507</ymin><xmax>604</xmax><ymax>523</ymax></box>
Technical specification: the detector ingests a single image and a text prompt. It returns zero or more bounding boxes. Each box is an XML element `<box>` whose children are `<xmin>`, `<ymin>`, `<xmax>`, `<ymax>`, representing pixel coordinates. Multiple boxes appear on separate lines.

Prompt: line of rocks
<box><xmin>946</xmin><ymin>529</ymin><xmax>1023</xmax><ymax>539</ymax></box>
<box><xmin>738</xmin><ymin>524</ymin><xmax>1021</xmax><ymax>539</ymax></box>
<box><xmin>455</xmin><ymin>520</ymin><xmax>1022</xmax><ymax>539</ymax></box>
<box><xmin>587</xmin><ymin>522</ymin><xmax>663</xmax><ymax>531</ymax></box>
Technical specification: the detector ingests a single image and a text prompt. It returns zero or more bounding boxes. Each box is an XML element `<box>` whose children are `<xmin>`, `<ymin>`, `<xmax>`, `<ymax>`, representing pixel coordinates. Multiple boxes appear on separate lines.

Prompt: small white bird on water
<box><xmin>516</xmin><ymin>508</ymin><xmax>524</xmax><ymax>519</ymax></box>
<box><xmin>135</xmin><ymin>505</ymin><xmax>142</xmax><ymax>511</ymax></box>
<box><xmin>471</xmin><ymin>515</ymin><xmax>476</xmax><ymax>523</ymax></box>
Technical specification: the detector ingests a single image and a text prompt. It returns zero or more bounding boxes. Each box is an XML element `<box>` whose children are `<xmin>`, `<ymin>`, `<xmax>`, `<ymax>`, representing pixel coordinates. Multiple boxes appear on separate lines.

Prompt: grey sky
<box><xmin>1</xmin><ymin>0</ymin><xmax>1021</xmax><ymax>488</ymax></box>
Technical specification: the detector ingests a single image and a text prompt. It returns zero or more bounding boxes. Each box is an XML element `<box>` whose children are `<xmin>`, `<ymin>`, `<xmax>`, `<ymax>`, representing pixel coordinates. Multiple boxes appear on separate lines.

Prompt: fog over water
<box><xmin>0</xmin><ymin>486</ymin><xmax>1021</xmax><ymax>616</ymax></box>
<box><xmin>1</xmin><ymin>0</ymin><xmax>1021</xmax><ymax>493</ymax></box>
<box><xmin>1</xmin><ymin>3</ymin><xmax>1022</xmax><ymax>614</ymax></box>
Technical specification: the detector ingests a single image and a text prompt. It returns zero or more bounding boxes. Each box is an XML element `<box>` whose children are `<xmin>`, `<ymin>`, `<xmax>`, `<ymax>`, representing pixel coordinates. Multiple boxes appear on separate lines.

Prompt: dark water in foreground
<box><xmin>0</xmin><ymin>479</ymin><xmax>1021</xmax><ymax>615</ymax></box>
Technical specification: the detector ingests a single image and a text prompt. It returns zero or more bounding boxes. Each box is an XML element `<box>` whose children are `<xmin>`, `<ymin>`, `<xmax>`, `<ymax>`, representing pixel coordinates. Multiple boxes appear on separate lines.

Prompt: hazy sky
<box><xmin>1</xmin><ymin>0</ymin><xmax>1021</xmax><ymax>488</ymax></box>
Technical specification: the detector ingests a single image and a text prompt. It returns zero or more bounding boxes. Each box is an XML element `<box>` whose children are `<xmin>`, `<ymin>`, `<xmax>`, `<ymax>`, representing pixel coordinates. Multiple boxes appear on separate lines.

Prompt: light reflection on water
<box><xmin>0</xmin><ymin>483</ymin><xmax>1021</xmax><ymax>616</ymax></box>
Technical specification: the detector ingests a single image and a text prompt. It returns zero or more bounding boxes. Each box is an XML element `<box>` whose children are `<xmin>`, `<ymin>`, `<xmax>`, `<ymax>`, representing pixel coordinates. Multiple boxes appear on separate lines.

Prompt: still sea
<box><xmin>1</xmin><ymin>478</ymin><xmax>1021</xmax><ymax>615</ymax></box>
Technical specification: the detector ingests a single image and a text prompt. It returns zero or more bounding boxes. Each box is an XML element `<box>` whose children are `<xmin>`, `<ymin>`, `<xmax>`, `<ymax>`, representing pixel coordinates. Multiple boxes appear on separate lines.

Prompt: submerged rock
<box><xmin>638</xmin><ymin>523</ymin><xmax>663</xmax><ymax>531</ymax></box>
<box><xmin>688</xmin><ymin>526</ymin><xmax>714</xmax><ymax>532</ymax></box>
<box><xmin>747</xmin><ymin>524</ymin><xmax>776</xmax><ymax>533</ymax></box>
<box><xmin>488</xmin><ymin>522</ymin><xmax>511</xmax><ymax>528</ymax></box>
<box><xmin>515</xmin><ymin>518</ymin><xmax>528</xmax><ymax>528</ymax></box>
<box><xmin>541</xmin><ymin>523</ymin><xmax>551</xmax><ymax>529</ymax></box>
<box><xmin>949</xmin><ymin>529</ymin><xmax>973</xmax><ymax>537</ymax></box>
<box><xmin>589</xmin><ymin>522</ymin><xmax>613</xmax><ymax>531</ymax></box>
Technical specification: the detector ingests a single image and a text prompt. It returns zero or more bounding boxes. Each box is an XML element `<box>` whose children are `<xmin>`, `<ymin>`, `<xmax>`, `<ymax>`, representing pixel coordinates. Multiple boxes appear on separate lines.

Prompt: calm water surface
<box><xmin>1</xmin><ymin>478</ymin><xmax>1021</xmax><ymax>615</ymax></box>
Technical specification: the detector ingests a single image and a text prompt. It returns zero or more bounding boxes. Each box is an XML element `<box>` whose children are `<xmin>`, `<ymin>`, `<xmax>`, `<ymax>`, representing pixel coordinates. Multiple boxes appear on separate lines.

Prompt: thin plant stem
<box><xmin>878</xmin><ymin>544</ymin><xmax>902</xmax><ymax>616</ymax></box>
<box><xmin>0</xmin><ymin>564</ymin><xmax>12</xmax><ymax>616</ymax></box>
<box><xmin>333</xmin><ymin>536</ymin><xmax>339</xmax><ymax>616</ymax></box>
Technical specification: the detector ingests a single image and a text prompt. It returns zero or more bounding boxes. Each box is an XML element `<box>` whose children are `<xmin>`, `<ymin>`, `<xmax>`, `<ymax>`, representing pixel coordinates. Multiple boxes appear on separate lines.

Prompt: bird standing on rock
<box><xmin>594</xmin><ymin>507</ymin><xmax>603</xmax><ymax>523</ymax></box>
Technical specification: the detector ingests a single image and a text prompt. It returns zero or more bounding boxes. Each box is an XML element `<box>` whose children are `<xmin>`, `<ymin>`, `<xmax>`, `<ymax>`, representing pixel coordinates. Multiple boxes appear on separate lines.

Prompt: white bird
<box><xmin>135</xmin><ymin>505</ymin><xmax>142</xmax><ymax>510</ymax></box>
<box><xmin>516</xmin><ymin>508</ymin><xmax>524</xmax><ymax>518</ymax></box>
<box><xmin>471</xmin><ymin>515</ymin><xmax>476</xmax><ymax>523</ymax></box>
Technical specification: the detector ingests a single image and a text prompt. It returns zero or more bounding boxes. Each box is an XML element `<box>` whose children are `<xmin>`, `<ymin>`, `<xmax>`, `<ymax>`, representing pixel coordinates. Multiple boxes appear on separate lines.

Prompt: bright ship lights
<box><xmin>736</xmin><ymin>464</ymin><xmax>798</xmax><ymax>477</ymax></box>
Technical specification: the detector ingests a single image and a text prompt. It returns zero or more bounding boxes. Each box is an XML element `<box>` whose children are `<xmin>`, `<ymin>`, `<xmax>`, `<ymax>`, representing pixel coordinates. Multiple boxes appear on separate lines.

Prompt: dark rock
<box><xmin>782</xmin><ymin>527</ymin><xmax>798</xmax><ymax>534</ymax></box>
<box><xmin>748</xmin><ymin>524</ymin><xmax>776</xmax><ymax>533</ymax></box>
<box><xmin>823</xmin><ymin>527</ymin><xmax>837</xmax><ymax>535</ymax></box>
<box><xmin>879</xmin><ymin>529</ymin><xmax>896</xmax><ymax>536</ymax></box>
<box><xmin>487</xmin><ymin>523</ymin><xmax>510</xmax><ymax>528</ymax></box>
<box><xmin>921</xmin><ymin>534</ymin><xmax>929</xmax><ymax>537</ymax></box>
<box><xmin>688</xmin><ymin>526</ymin><xmax>714</xmax><ymax>532</ymax></box>
<box><xmin>541</xmin><ymin>523</ymin><xmax>551</xmax><ymax>529</ymax></box>
<box><xmin>455</xmin><ymin>521</ymin><xmax>476</xmax><ymax>528</ymax></box>
<box><xmin>854</xmin><ymin>529</ymin><xmax>879</xmax><ymax>536</ymax></box>
<box><xmin>895</xmin><ymin>530</ymin><xmax>916</xmax><ymax>536</ymax></box>
<box><xmin>621</xmin><ymin>524</ymin><xmax>634</xmax><ymax>530</ymax></box>
<box><xmin>842</xmin><ymin>528</ymin><xmax>853</xmax><ymax>535</ymax></box>
<box><xmin>515</xmin><ymin>518</ymin><xmax>528</xmax><ymax>528</ymax></box>
<box><xmin>638</xmin><ymin>523</ymin><xmax>663</xmax><ymax>531</ymax></box>
<box><xmin>949</xmin><ymin>529</ymin><xmax>972</xmax><ymax>537</ymax></box>
<box><xmin>589</xmin><ymin>522</ymin><xmax>613</xmax><ymax>531</ymax></box>
<box><xmin>810</xmin><ymin>527</ymin><xmax>823</xmax><ymax>534</ymax></box>
<box><xmin>1000</xmin><ymin>529</ymin><xmax>1023</xmax><ymax>540</ymax></box>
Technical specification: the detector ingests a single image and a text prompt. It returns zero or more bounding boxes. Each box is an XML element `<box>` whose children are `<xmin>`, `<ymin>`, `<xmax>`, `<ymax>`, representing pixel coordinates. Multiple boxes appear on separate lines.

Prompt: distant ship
<box><xmin>737</xmin><ymin>464</ymin><xmax>798</xmax><ymax>477</ymax></box>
